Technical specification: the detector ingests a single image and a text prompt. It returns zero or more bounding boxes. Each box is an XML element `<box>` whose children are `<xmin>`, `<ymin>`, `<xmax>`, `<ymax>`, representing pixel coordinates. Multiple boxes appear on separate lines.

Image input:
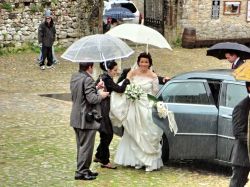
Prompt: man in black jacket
<box><xmin>38</xmin><ymin>10</ymin><xmax>56</xmax><ymax>70</ymax></box>
<box><xmin>229</xmin><ymin>82</ymin><xmax>250</xmax><ymax>187</ymax></box>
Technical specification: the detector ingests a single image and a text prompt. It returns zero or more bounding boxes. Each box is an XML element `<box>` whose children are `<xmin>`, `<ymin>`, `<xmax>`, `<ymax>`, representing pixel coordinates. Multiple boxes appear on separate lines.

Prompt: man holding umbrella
<box><xmin>206</xmin><ymin>42</ymin><xmax>250</xmax><ymax>69</ymax></box>
<box><xmin>229</xmin><ymin>82</ymin><xmax>250</xmax><ymax>187</ymax></box>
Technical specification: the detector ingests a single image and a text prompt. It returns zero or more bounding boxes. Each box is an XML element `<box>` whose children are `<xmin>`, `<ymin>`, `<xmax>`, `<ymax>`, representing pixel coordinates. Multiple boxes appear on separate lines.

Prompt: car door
<box><xmin>217</xmin><ymin>81</ymin><xmax>247</xmax><ymax>162</ymax></box>
<box><xmin>157</xmin><ymin>79</ymin><xmax>218</xmax><ymax>159</ymax></box>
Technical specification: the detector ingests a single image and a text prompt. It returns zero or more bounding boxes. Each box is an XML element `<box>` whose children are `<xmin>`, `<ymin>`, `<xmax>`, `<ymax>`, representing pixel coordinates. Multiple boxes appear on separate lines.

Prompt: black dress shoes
<box><xmin>89</xmin><ymin>171</ymin><xmax>98</xmax><ymax>176</ymax></box>
<box><xmin>75</xmin><ymin>173</ymin><xmax>96</xmax><ymax>180</ymax></box>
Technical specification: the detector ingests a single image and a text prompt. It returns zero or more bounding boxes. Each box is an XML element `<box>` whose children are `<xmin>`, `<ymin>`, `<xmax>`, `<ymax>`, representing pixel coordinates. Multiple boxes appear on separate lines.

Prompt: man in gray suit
<box><xmin>70</xmin><ymin>62</ymin><xmax>109</xmax><ymax>180</ymax></box>
<box><xmin>229</xmin><ymin>82</ymin><xmax>250</xmax><ymax>187</ymax></box>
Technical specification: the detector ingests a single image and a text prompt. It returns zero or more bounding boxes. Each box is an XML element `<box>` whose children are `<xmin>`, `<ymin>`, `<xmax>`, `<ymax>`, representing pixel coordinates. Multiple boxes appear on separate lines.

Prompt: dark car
<box><xmin>154</xmin><ymin>69</ymin><xmax>248</xmax><ymax>165</ymax></box>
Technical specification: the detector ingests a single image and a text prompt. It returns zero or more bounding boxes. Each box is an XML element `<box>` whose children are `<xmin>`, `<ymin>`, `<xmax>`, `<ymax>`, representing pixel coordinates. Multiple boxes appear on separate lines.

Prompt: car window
<box><xmin>225</xmin><ymin>83</ymin><xmax>247</xmax><ymax>108</ymax></box>
<box><xmin>161</xmin><ymin>82</ymin><xmax>210</xmax><ymax>105</ymax></box>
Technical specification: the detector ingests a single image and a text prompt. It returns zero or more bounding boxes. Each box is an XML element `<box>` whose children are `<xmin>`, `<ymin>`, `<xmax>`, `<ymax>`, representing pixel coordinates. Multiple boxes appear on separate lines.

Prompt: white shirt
<box><xmin>233</xmin><ymin>57</ymin><xmax>240</xmax><ymax>68</ymax></box>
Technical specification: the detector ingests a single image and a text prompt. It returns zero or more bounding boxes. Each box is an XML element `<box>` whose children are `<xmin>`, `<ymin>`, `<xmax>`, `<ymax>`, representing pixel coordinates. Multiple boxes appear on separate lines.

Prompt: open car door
<box><xmin>157</xmin><ymin>79</ymin><xmax>218</xmax><ymax>160</ymax></box>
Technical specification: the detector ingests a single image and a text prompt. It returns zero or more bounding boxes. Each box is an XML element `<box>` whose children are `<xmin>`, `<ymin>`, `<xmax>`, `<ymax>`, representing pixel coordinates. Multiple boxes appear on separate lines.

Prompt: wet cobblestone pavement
<box><xmin>0</xmin><ymin>48</ymin><xmax>249</xmax><ymax>186</ymax></box>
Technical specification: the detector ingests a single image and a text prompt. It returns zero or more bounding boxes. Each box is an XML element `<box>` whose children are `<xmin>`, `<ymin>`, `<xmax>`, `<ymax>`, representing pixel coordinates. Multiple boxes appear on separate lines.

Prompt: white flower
<box><xmin>156</xmin><ymin>101</ymin><xmax>168</xmax><ymax>118</ymax></box>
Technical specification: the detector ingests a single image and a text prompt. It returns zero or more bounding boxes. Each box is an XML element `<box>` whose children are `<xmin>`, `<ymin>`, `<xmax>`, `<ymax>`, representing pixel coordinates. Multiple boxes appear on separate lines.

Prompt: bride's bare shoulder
<box><xmin>148</xmin><ymin>70</ymin><xmax>157</xmax><ymax>78</ymax></box>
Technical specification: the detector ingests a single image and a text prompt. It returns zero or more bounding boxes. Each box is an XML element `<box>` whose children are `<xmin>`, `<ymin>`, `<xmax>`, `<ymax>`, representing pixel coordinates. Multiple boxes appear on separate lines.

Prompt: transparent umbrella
<box><xmin>61</xmin><ymin>34</ymin><xmax>134</xmax><ymax>63</ymax></box>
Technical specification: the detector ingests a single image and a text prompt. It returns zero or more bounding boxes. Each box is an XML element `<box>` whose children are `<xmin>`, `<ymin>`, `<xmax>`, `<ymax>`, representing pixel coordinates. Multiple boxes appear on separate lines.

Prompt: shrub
<box><xmin>1</xmin><ymin>3</ymin><xmax>13</xmax><ymax>12</ymax></box>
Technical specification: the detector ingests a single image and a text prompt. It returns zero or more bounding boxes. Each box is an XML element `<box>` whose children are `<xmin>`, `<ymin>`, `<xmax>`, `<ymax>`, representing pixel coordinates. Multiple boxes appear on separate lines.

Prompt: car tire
<box><xmin>161</xmin><ymin>133</ymin><xmax>169</xmax><ymax>164</ymax></box>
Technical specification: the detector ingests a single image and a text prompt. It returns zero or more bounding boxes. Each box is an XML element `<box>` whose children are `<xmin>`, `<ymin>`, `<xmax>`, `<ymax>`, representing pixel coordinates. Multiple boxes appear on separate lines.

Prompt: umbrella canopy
<box><xmin>207</xmin><ymin>42</ymin><xmax>250</xmax><ymax>60</ymax></box>
<box><xmin>106</xmin><ymin>23</ymin><xmax>172</xmax><ymax>50</ymax></box>
<box><xmin>232</xmin><ymin>61</ymin><xmax>250</xmax><ymax>81</ymax></box>
<box><xmin>104</xmin><ymin>7</ymin><xmax>135</xmax><ymax>20</ymax></box>
<box><xmin>61</xmin><ymin>34</ymin><xmax>134</xmax><ymax>63</ymax></box>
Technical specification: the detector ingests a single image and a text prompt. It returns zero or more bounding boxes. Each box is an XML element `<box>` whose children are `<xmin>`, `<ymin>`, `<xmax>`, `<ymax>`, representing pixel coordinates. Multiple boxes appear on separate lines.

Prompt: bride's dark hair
<box><xmin>137</xmin><ymin>52</ymin><xmax>153</xmax><ymax>68</ymax></box>
<box><xmin>100</xmin><ymin>60</ymin><xmax>117</xmax><ymax>71</ymax></box>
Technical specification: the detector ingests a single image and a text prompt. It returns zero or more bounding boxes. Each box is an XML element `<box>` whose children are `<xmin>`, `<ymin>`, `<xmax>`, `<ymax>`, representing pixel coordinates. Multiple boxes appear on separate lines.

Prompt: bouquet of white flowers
<box><xmin>124</xmin><ymin>84</ymin><xmax>144</xmax><ymax>102</ymax></box>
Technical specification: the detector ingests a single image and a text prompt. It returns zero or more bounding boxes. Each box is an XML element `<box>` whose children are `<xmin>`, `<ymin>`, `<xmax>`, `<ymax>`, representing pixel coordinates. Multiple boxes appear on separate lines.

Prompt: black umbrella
<box><xmin>206</xmin><ymin>42</ymin><xmax>250</xmax><ymax>60</ymax></box>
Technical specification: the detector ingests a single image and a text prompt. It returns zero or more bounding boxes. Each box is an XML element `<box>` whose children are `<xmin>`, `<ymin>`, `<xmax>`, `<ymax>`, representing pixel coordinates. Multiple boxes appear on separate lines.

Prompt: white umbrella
<box><xmin>61</xmin><ymin>34</ymin><xmax>134</xmax><ymax>63</ymax></box>
<box><xmin>106</xmin><ymin>23</ymin><xmax>172</xmax><ymax>51</ymax></box>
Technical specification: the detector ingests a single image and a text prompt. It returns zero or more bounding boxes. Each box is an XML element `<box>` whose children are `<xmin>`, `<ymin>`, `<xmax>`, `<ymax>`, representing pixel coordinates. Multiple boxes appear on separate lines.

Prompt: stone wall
<box><xmin>180</xmin><ymin>0</ymin><xmax>250</xmax><ymax>40</ymax></box>
<box><xmin>0</xmin><ymin>0</ymin><xmax>102</xmax><ymax>48</ymax></box>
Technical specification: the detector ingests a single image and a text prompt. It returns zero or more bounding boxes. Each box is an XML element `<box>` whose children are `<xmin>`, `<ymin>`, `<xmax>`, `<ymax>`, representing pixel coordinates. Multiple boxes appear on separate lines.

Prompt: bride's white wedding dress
<box><xmin>110</xmin><ymin>75</ymin><xmax>163</xmax><ymax>171</ymax></box>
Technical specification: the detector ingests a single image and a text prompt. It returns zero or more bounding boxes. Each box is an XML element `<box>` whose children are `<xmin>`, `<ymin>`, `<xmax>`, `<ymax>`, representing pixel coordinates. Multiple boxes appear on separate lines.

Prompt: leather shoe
<box><xmin>89</xmin><ymin>171</ymin><xmax>98</xmax><ymax>176</ymax></box>
<box><xmin>75</xmin><ymin>173</ymin><xmax>96</xmax><ymax>180</ymax></box>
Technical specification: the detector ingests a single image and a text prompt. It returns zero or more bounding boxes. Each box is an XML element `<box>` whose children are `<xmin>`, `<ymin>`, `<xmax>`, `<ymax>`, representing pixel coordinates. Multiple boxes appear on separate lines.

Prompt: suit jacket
<box><xmin>231</xmin><ymin>96</ymin><xmax>250</xmax><ymax>167</ymax></box>
<box><xmin>70</xmin><ymin>70</ymin><xmax>102</xmax><ymax>130</ymax></box>
<box><xmin>117</xmin><ymin>68</ymin><xmax>167</xmax><ymax>85</ymax></box>
<box><xmin>232</xmin><ymin>58</ymin><xmax>244</xmax><ymax>69</ymax></box>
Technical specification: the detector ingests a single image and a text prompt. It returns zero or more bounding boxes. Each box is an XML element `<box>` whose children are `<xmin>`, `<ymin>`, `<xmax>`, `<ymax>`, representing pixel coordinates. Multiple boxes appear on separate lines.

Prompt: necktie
<box><xmin>231</xmin><ymin>63</ymin><xmax>235</xmax><ymax>69</ymax></box>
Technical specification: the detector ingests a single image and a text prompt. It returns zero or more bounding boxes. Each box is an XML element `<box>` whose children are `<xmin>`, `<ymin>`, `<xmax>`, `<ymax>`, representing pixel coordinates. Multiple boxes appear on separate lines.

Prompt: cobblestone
<box><xmin>0</xmin><ymin>48</ymin><xmax>244</xmax><ymax>186</ymax></box>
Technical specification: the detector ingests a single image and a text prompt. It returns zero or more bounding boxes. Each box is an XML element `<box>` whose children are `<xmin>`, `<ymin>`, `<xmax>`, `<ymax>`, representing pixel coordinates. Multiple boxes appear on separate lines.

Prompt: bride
<box><xmin>110</xmin><ymin>52</ymin><xmax>163</xmax><ymax>172</ymax></box>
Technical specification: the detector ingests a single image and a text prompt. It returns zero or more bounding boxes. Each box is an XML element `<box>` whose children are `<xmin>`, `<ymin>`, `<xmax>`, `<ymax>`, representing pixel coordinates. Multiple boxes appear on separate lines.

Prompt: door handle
<box><xmin>221</xmin><ymin>114</ymin><xmax>232</xmax><ymax>119</ymax></box>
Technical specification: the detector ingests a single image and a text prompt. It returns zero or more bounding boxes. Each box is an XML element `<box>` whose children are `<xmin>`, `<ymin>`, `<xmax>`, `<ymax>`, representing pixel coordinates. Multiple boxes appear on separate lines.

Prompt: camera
<box><xmin>85</xmin><ymin>109</ymin><xmax>102</xmax><ymax>123</ymax></box>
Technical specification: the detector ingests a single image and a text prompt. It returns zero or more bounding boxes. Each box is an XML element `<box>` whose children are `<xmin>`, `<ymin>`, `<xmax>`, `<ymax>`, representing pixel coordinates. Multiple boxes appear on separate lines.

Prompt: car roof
<box><xmin>171</xmin><ymin>69</ymin><xmax>238</xmax><ymax>82</ymax></box>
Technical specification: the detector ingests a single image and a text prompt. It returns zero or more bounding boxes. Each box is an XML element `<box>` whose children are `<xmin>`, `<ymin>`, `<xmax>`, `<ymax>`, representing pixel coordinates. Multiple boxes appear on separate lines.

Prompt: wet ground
<box><xmin>0</xmin><ymin>47</ymin><xmax>249</xmax><ymax>186</ymax></box>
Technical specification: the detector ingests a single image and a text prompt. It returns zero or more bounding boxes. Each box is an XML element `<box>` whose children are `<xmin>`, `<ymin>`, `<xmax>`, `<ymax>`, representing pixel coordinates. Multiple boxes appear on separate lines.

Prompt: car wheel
<box><xmin>161</xmin><ymin>133</ymin><xmax>169</xmax><ymax>164</ymax></box>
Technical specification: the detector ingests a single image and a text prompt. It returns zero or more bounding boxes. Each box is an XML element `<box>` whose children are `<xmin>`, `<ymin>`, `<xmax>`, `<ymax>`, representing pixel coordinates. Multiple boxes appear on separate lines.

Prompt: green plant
<box><xmin>173</xmin><ymin>37</ymin><xmax>182</xmax><ymax>48</ymax></box>
<box><xmin>0</xmin><ymin>42</ymin><xmax>66</xmax><ymax>56</ymax></box>
<box><xmin>1</xmin><ymin>3</ymin><xmax>13</xmax><ymax>11</ymax></box>
<box><xmin>30</xmin><ymin>4</ymin><xmax>40</xmax><ymax>14</ymax></box>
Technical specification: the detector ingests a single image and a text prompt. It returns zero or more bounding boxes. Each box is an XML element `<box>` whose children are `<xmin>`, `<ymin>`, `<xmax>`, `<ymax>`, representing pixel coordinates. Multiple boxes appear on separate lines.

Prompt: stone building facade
<box><xmin>1</xmin><ymin>0</ymin><xmax>249</xmax><ymax>48</ymax></box>
<box><xmin>143</xmin><ymin>0</ymin><xmax>250</xmax><ymax>47</ymax></box>
<box><xmin>0</xmin><ymin>0</ymin><xmax>103</xmax><ymax>48</ymax></box>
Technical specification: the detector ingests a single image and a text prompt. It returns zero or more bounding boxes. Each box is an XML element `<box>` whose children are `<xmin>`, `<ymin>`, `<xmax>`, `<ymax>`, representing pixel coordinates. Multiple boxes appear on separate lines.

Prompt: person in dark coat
<box><xmin>70</xmin><ymin>62</ymin><xmax>109</xmax><ymax>180</ymax></box>
<box><xmin>229</xmin><ymin>81</ymin><xmax>250</xmax><ymax>187</ymax></box>
<box><xmin>94</xmin><ymin>60</ymin><xmax>130</xmax><ymax>169</ymax></box>
<box><xmin>38</xmin><ymin>10</ymin><xmax>56</xmax><ymax>70</ymax></box>
<box><xmin>117</xmin><ymin>67</ymin><xmax>170</xmax><ymax>85</ymax></box>
<box><xmin>225</xmin><ymin>50</ymin><xmax>245</xmax><ymax>69</ymax></box>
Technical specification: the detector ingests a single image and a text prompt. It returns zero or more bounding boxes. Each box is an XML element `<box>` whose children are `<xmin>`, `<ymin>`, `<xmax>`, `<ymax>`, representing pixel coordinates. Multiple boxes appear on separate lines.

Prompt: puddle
<box><xmin>40</xmin><ymin>93</ymin><xmax>71</xmax><ymax>102</ymax></box>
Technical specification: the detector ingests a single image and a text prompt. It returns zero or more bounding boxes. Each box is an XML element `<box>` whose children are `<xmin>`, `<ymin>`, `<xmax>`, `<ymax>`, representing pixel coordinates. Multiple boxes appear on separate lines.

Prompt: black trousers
<box><xmin>229</xmin><ymin>166</ymin><xmax>250</xmax><ymax>187</ymax></box>
<box><xmin>95</xmin><ymin>131</ymin><xmax>113</xmax><ymax>165</ymax></box>
<box><xmin>74</xmin><ymin>128</ymin><xmax>96</xmax><ymax>176</ymax></box>
<box><xmin>40</xmin><ymin>46</ymin><xmax>53</xmax><ymax>66</ymax></box>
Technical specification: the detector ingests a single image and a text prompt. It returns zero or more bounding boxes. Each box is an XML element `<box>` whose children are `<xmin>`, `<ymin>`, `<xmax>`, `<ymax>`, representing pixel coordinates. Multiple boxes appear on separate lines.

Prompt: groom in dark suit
<box><xmin>70</xmin><ymin>62</ymin><xmax>109</xmax><ymax>180</ymax></box>
<box><xmin>229</xmin><ymin>82</ymin><xmax>250</xmax><ymax>187</ymax></box>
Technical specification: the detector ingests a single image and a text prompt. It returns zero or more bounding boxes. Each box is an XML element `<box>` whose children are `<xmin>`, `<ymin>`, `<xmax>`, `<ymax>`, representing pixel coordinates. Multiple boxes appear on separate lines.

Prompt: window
<box><xmin>223</xmin><ymin>1</ymin><xmax>241</xmax><ymax>15</ymax></box>
<box><xmin>211</xmin><ymin>0</ymin><xmax>220</xmax><ymax>19</ymax></box>
<box><xmin>161</xmin><ymin>82</ymin><xmax>209</xmax><ymax>105</ymax></box>
<box><xmin>225</xmin><ymin>83</ymin><xmax>247</xmax><ymax>108</ymax></box>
